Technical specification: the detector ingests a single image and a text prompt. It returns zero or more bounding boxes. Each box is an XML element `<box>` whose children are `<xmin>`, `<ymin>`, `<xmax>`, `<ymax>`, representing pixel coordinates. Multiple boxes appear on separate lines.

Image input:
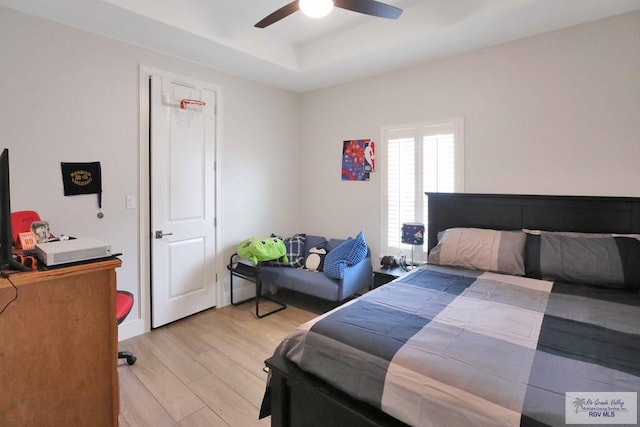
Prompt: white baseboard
<box><xmin>222</xmin><ymin>281</ymin><xmax>256</xmax><ymax>306</ymax></box>
<box><xmin>118</xmin><ymin>318</ymin><xmax>147</xmax><ymax>341</ymax></box>
<box><xmin>117</xmin><ymin>281</ymin><xmax>258</xmax><ymax>341</ymax></box>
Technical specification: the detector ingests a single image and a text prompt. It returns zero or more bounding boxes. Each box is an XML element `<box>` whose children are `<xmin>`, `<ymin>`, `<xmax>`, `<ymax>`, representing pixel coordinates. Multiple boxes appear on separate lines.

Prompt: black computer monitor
<box><xmin>0</xmin><ymin>149</ymin><xmax>29</xmax><ymax>271</ymax></box>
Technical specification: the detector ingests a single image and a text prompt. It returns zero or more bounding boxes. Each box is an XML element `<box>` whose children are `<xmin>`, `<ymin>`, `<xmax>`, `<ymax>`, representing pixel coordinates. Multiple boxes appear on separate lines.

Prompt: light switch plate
<box><xmin>126</xmin><ymin>196</ymin><xmax>136</xmax><ymax>209</ymax></box>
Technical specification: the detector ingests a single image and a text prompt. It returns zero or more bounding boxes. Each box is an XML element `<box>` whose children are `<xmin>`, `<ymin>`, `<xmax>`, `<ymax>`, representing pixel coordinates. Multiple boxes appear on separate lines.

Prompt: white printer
<box><xmin>35</xmin><ymin>238</ymin><xmax>112</xmax><ymax>266</ymax></box>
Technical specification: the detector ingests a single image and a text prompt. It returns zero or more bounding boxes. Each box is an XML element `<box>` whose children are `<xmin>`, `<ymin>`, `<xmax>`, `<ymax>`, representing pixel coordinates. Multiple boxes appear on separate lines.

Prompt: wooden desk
<box><xmin>0</xmin><ymin>259</ymin><xmax>121</xmax><ymax>427</ymax></box>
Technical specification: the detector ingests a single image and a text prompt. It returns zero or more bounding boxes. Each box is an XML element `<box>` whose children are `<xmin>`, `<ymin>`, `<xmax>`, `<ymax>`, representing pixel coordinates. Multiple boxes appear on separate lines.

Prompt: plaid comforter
<box><xmin>267</xmin><ymin>265</ymin><xmax>640</xmax><ymax>426</ymax></box>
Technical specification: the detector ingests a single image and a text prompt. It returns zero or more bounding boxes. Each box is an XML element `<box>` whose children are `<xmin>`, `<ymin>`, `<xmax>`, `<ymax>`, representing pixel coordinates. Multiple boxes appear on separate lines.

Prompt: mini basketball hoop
<box><xmin>180</xmin><ymin>99</ymin><xmax>206</xmax><ymax>111</ymax></box>
<box><xmin>175</xmin><ymin>99</ymin><xmax>206</xmax><ymax>128</ymax></box>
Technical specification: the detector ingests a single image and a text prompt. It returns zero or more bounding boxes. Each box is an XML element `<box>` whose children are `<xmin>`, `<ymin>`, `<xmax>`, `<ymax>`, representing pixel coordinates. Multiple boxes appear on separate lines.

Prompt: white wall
<box><xmin>0</xmin><ymin>7</ymin><xmax>301</xmax><ymax>336</ymax></box>
<box><xmin>2</xmin><ymin>6</ymin><xmax>639</xmax><ymax>335</ymax></box>
<box><xmin>299</xmin><ymin>11</ymin><xmax>640</xmax><ymax>264</ymax></box>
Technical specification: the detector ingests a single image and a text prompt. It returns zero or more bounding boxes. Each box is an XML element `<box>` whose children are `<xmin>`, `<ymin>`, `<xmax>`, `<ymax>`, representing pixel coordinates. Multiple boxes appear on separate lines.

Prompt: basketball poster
<box><xmin>341</xmin><ymin>139</ymin><xmax>375</xmax><ymax>181</ymax></box>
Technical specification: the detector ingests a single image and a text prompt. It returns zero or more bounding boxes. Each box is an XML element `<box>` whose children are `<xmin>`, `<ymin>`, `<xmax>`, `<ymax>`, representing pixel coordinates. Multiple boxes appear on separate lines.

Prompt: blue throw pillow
<box><xmin>323</xmin><ymin>231</ymin><xmax>368</xmax><ymax>279</ymax></box>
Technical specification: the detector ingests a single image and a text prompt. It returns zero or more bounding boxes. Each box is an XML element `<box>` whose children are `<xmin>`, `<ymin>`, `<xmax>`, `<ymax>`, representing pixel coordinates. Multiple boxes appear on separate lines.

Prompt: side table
<box><xmin>227</xmin><ymin>253</ymin><xmax>286</xmax><ymax>318</ymax></box>
<box><xmin>372</xmin><ymin>266</ymin><xmax>410</xmax><ymax>289</ymax></box>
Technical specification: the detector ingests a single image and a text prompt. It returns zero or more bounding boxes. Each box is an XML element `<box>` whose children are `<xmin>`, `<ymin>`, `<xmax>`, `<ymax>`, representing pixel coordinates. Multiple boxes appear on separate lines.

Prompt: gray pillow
<box><xmin>525</xmin><ymin>231</ymin><xmax>640</xmax><ymax>290</ymax></box>
<box><xmin>428</xmin><ymin>228</ymin><xmax>526</xmax><ymax>276</ymax></box>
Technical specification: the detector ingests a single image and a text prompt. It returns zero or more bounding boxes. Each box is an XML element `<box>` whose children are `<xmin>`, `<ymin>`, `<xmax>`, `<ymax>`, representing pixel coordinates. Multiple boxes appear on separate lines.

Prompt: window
<box><xmin>383</xmin><ymin>119</ymin><xmax>464</xmax><ymax>260</ymax></box>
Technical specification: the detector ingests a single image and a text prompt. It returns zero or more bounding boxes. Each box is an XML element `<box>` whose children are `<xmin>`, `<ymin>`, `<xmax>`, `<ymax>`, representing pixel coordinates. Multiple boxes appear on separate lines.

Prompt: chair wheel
<box><xmin>126</xmin><ymin>355</ymin><xmax>137</xmax><ymax>365</ymax></box>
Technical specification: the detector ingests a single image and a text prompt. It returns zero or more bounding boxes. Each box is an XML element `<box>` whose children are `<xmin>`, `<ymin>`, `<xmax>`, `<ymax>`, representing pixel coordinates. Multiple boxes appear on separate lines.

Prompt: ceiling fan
<box><xmin>255</xmin><ymin>0</ymin><xmax>403</xmax><ymax>28</ymax></box>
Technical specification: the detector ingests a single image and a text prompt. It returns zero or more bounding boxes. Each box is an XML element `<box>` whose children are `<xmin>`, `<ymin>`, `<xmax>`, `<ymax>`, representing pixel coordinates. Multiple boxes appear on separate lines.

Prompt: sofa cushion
<box><xmin>259</xmin><ymin>265</ymin><xmax>341</xmax><ymax>300</ymax></box>
<box><xmin>327</xmin><ymin>238</ymin><xmax>346</xmax><ymax>251</ymax></box>
<box><xmin>265</xmin><ymin>233</ymin><xmax>306</xmax><ymax>268</ymax></box>
<box><xmin>304</xmin><ymin>235</ymin><xmax>329</xmax><ymax>259</ymax></box>
<box><xmin>323</xmin><ymin>231</ymin><xmax>368</xmax><ymax>279</ymax></box>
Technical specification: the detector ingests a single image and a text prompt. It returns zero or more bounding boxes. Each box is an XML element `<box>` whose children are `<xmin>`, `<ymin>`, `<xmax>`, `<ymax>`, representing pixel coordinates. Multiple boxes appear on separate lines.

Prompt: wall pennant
<box><xmin>61</xmin><ymin>162</ymin><xmax>103</xmax><ymax>208</ymax></box>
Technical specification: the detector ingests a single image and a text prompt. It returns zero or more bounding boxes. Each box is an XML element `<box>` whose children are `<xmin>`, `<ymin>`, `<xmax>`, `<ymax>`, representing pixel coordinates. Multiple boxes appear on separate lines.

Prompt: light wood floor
<box><xmin>117</xmin><ymin>296</ymin><xmax>329</xmax><ymax>427</ymax></box>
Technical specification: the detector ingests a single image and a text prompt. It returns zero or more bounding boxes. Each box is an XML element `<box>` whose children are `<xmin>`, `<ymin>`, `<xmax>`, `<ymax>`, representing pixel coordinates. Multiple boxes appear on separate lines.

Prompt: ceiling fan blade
<box><xmin>255</xmin><ymin>1</ymin><xmax>300</xmax><ymax>28</ymax></box>
<box><xmin>334</xmin><ymin>0</ymin><xmax>402</xmax><ymax>19</ymax></box>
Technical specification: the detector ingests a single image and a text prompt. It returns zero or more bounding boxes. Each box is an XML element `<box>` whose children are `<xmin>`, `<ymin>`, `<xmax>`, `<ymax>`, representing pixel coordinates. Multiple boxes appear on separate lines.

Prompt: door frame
<box><xmin>136</xmin><ymin>65</ymin><xmax>223</xmax><ymax>334</ymax></box>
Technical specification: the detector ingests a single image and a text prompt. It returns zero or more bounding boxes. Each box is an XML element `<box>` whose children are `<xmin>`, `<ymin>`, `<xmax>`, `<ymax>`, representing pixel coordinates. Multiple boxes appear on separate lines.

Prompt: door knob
<box><xmin>155</xmin><ymin>230</ymin><xmax>174</xmax><ymax>239</ymax></box>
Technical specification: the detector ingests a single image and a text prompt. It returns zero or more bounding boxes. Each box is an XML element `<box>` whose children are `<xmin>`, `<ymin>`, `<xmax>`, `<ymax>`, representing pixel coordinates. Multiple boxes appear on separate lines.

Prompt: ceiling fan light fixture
<box><xmin>255</xmin><ymin>0</ymin><xmax>401</xmax><ymax>28</ymax></box>
<box><xmin>299</xmin><ymin>0</ymin><xmax>334</xmax><ymax>18</ymax></box>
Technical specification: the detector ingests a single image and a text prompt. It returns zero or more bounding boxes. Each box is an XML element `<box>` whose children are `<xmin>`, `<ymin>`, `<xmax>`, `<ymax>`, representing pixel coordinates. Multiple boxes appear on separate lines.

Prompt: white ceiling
<box><xmin>2</xmin><ymin>0</ymin><xmax>640</xmax><ymax>92</ymax></box>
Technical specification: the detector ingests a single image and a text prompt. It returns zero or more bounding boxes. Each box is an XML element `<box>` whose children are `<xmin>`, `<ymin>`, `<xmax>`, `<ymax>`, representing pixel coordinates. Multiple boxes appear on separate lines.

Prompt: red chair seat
<box><xmin>116</xmin><ymin>291</ymin><xmax>134</xmax><ymax>325</ymax></box>
<box><xmin>115</xmin><ymin>290</ymin><xmax>136</xmax><ymax>365</ymax></box>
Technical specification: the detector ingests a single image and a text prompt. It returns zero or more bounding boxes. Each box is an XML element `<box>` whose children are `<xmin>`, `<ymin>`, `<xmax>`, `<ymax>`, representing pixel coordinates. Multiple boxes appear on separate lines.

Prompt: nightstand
<box><xmin>372</xmin><ymin>266</ymin><xmax>409</xmax><ymax>289</ymax></box>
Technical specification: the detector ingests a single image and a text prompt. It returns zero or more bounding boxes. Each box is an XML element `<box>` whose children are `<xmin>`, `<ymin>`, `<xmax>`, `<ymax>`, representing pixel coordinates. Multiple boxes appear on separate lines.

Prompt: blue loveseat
<box><xmin>258</xmin><ymin>234</ymin><xmax>373</xmax><ymax>302</ymax></box>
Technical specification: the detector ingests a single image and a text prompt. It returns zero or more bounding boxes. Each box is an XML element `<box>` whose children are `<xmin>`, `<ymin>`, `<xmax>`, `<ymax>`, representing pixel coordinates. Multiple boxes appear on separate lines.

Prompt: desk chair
<box><xmin>11</xmin><ymin>210</ymin><xmax>42</xmax><ymax>242</ymax></box>
<box><xmin>116</xmin><ymin>290</ymin><xmax>136</xmax><ymax>365</ymax></box>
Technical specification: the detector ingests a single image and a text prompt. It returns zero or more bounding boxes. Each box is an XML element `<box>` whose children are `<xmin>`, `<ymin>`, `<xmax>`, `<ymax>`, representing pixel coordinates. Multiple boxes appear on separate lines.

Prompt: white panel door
<box><xmin>150</xmin><ymin>75</ymin><xmax>217</xmax><ymax>328</ymax></box>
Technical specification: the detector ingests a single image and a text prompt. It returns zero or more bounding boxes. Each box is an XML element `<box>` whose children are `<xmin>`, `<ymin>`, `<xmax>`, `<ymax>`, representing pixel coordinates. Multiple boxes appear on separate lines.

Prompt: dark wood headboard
<box><xmin>426</xmin><ymin>193</ymin><xmax>640</xmax><ymax>251</ymax></box>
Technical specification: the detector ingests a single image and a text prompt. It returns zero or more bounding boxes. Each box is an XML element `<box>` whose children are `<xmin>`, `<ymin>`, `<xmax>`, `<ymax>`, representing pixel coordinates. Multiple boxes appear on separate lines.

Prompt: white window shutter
<box><xmin>387</xmin><ymin>137</ymin><xmax>415</xmax><ymax>249</ymax></box>
<box><xmin>383</xmin><ymin>119</ymin><xmax>464</xmax><ymax>259</ymax></box>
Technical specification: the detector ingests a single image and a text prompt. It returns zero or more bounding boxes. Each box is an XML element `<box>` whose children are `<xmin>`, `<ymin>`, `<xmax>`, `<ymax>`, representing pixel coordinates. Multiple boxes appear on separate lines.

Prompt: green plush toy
<box><xmin>237</xmin><ymin>237</ymin><xmax>288</xmax><ymax>265</ymax></box>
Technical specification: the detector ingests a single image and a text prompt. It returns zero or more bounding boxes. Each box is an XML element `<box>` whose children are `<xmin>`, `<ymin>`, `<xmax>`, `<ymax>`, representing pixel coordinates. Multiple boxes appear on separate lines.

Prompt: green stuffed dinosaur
<box><xmin>237</xmin><ymin>237</ymin><xmax>288</xmax><ymax>265</ymax></box>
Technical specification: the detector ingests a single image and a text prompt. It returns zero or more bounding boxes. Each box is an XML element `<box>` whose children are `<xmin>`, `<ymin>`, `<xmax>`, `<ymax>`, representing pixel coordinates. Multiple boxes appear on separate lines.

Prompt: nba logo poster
<box><xmin>342</xmin><ymin>139</ymin><xmax>375</xmax><ymax>181</ymax></box>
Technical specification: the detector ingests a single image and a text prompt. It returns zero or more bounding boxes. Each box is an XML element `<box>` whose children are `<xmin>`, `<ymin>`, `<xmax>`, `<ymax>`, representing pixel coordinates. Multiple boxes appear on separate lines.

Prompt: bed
<box><xmin>260</xmin><ymin>193</ymin><xmax>640</xmax><ymax>426</ymax></box>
